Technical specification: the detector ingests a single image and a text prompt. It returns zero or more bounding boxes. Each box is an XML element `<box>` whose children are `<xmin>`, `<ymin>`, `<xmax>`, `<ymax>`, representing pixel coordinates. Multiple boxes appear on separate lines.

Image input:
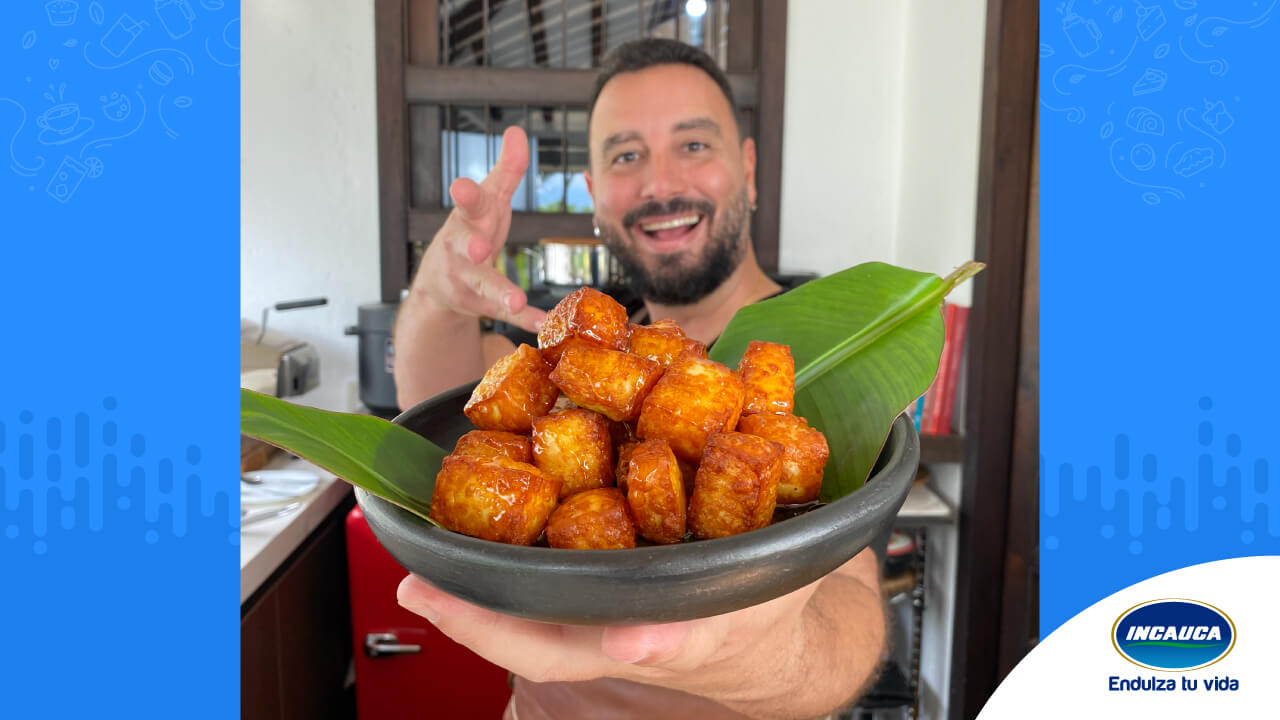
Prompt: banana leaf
<box><xmin>240</xmin><ymin>389</ymin><xmax>444</xmax><ymax>525</ymax></box>
<box><xmin>239</xmin><ymin>260</ymin><xmax>982</xmax><ymax>519</ymax></box>
<box><xmin>709</xmin><ymin>261</ymin><xmax>983</xmax><ymax>501</ymax></box>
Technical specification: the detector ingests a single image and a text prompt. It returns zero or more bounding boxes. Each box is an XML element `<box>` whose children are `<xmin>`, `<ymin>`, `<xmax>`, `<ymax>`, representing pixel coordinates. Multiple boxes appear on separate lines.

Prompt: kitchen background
<box><xmin>241</xmin><ymin>0</ymin><xmax>983</xmax><ymax>415</ymax></box>
<box><xmin>241</xmin><ymin>2</ymin><xmax>1034</xmax><ymax>719</ymax></box>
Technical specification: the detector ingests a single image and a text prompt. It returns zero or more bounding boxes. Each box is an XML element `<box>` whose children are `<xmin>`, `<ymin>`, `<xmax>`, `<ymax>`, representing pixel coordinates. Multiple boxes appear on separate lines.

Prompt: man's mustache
<box><xmin>622</xmin><ymin>198</ymin><xmax>716</xmax><ymax>230</ymax></box>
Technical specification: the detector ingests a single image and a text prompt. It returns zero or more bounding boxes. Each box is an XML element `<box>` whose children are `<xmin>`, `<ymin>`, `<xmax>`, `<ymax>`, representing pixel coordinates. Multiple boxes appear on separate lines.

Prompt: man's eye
<box><xmin>685</xmin><ymin>141</ymin><xmax>708</xmax><ymax>152</ymax></box>
<box><xmin>613</xmin><ymin>151</ymin><xmax>638</xmax><ymax>165</ymax></box>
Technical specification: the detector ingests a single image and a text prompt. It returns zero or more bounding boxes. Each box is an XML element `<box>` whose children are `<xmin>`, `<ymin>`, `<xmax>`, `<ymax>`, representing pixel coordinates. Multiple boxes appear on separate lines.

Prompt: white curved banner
<box><xmin>979</xmin><ymin>556</ymin><xmax>1280</xmax><ymax>717</ymax></box>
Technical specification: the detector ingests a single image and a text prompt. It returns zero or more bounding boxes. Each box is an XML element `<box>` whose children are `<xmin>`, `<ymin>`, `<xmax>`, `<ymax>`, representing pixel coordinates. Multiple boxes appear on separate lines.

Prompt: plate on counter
<box><xmin>355</xmin><ymin>381</ymin><xmax>919</xmax><ymax>626</ymax></box>
<box><xmin>241</xmin><ymin>469</ymin><xmax>320</xmax><ymax>507</ymax></box>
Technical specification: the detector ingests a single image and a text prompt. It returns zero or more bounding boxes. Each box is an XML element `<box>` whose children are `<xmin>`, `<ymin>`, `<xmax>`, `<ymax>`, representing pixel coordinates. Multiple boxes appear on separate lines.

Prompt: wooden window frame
<box><xmin>375</xmin><ymin>0</ymin><xmax>787</xmax><ymax>302</ymax></box>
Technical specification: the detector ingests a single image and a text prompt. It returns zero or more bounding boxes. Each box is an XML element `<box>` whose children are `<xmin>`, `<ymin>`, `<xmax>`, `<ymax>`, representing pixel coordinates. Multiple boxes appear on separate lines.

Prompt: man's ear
<box><xmin>741</xmin><ymin>137</ymin><xmax>757</xmax><ymax>208</ymax></box>
<box><xmin>584</xmin><ymin>168</ymin><xmax>594</xmax><ymax>198</ymax></box>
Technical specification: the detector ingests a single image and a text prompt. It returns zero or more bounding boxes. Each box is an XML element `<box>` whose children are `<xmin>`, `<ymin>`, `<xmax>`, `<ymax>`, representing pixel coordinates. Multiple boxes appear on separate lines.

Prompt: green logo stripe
<box><xmin>1121</xmin><ymin>641</ymin><xmax>1227</xmax><ymax>649</ymax></box>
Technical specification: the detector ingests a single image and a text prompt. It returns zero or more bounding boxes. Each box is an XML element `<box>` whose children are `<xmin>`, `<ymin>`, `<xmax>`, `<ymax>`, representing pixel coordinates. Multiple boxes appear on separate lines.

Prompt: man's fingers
<box><xmin>396</xmin><ymin>575</ymin><xmax>606</xmax><ymax>683</ymax></box>
<box><xmin>487</xmin><ymin>126</ymin><xmax>530</xmax><ymax>198</ymax></box>
<box><xmin>449</xmin><ymin>176</ymin><xmax>488</xmax><ymax>223</ymax></box>
<box><xmin>506</xmin><ymin>304</ymin><xmax>547</xmax><ymax>335</ymax></box>
<box><xmin>457</xmin><ymin>263</ymin><xmax>537</xmax><ymax>326</ymax></box>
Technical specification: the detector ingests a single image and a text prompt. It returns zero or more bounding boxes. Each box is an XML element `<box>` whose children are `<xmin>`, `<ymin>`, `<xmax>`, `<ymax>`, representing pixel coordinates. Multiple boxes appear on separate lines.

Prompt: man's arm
<box><xmin>391</xmin><ymin>126</ymin><xmax>544</xmax><ymax>409</ymax></box>
<box><xmin>392</xmin><ymin>288</ymin><xmax>518</xmax><ymax>409</ymax></box>
<box><xmin>396</xmin><ymin>546</ymin><xmax>887</xmax><ymax>720</ymax></box>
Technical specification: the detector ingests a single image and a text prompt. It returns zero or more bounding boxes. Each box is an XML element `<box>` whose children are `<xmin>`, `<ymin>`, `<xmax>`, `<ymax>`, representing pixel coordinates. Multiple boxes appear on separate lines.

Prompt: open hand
<box><xmin>414</xmin><ymin>126</ymin><xmax>546</xmax><ymax>333</ymax></box>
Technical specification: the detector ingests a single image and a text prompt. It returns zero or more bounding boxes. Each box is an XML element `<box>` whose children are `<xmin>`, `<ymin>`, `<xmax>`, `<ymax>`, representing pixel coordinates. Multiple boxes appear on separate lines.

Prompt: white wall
<box><xmin>778</xmin><ymin>1</ymin><xmax>906</xmax><ymax>275</ymax></box>
<box><xmin>780</xmin><ymin>2</ymin><xmax>990</xmax><ymax>715</ymax></box>
<box><xmin>779</xmin><ymin>0</ymin><xmax>986</xmax><ymax>306</ymax></box>
<box><xmin>241</xmin><ymin>0</ymin><xmax>380</xmax><ymax>412</ymax></box>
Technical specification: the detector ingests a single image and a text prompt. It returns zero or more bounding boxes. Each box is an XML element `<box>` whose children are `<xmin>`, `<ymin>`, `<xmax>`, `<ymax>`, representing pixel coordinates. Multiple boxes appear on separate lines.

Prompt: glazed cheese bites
<box><xmin>736</xmin><ymin>413</ymin><xmax>829</xmax><ymax>504</ymax></box>
<box><xmin>464</xmin><ymin>344</ymin><xmax>559</xmax><ymax>433</ymax></box>
<box><xmin>625</xmin><ymin>439</ymin><xmax>686</xmax><ymax>544</ymax></box>
<box><xmin>545</xmin><ymin>488</ymin><xmax>637</xmax><ymax>549</ymax></box>
<box><xmin>614</xmin><ymin>441</ymin><xmax>638</xmax><ymax>494</ymax></box>
<box><xmin>627</xmin><ymin>319</ymin><xmax>708</xmax><ymax>367</ymax></box>
<box><xmin>738</xmin><ymin>341</ymin><xmax>795</xmax><ymax>415</ymax></box>
<box><xmin>688</xmin><ymin>432</ymin><xmax>785</xmax><ymax>539</ymax></box>
<box><xmin>537</xmin><ymin>287</ymin><xmax>629</xmax><ymax>364</ymax></box>
<box><xmin>548</xmin><ymin>343</ymin><xmax>664</xmax><ymax>422</ymax></box>
<box><xmin>429</xmin><ymin>455</ymin><xmax>561</xmax><ymax>545</ymax></box>
<box><xmin>637</xmin><ymin>355</ymin><xmax>745</xmax><ymax>464</ymax></box>
<box><xmin>452</xmin><ymin>430</ymin><xmax>533</xmax><ymax>464</ymax></box>
<box><xmin>531</xmin><ymin>409</ymin><xmax>614</xmax><ymax>498</ymax></box>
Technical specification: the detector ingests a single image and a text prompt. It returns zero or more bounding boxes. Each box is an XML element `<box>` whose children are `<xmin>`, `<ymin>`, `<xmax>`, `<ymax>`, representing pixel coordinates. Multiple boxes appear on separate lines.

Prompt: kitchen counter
<box><xmin>240</xmin><ymin>454</ymin><xmax>353</xmax><ymax>604</ymax></box>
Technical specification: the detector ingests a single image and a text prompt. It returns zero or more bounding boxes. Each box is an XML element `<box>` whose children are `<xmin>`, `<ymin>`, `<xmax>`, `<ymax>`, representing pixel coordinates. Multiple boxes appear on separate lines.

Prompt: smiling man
<box><xmin>393</xmin><ymin>39</ymin><xmax>887</xmax><ymax>720</ymax></box>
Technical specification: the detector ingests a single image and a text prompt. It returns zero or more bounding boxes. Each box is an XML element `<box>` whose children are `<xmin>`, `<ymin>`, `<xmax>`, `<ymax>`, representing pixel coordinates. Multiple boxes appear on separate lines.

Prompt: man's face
<box><xmin>585</xmin><ymin>63</ymin><xmax>757</xmax><ymax>305</ymax></box>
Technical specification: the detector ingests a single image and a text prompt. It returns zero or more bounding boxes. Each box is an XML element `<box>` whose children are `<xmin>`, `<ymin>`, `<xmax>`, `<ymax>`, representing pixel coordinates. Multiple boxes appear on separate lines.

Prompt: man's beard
<box><xmin>598</xmin><ymin>190</ymin><xmax>750</xmax><ymax>306</ymax></box>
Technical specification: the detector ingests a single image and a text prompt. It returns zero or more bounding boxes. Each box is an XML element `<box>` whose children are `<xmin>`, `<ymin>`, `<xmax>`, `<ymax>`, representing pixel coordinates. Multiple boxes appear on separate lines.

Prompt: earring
<box><xmin>592</xmin><ymin>222</ymin><xmax>601</xmax><ymax>237</ymax></box>
<box><xmin>750</xmin><ymin>202</ymin><xmax>758</xmax><ymax>212</ymax></box>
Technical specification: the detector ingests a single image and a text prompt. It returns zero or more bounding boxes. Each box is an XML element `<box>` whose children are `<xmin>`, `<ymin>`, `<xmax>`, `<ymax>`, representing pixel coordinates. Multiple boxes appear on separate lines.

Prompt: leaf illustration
<box><xmin>1069</xmin><ymin>73</ymin><xmax>1086</xmax><ymax>84</ymax></box>
<box><xmin>22</xmin><ymin>31</ymin><xmax>36</xmax><ymax>50</ymax></box>
<box><xmin>90</xmin><ymin>2</ymin><xmax>105</xmax><ymax>24</ymax></box>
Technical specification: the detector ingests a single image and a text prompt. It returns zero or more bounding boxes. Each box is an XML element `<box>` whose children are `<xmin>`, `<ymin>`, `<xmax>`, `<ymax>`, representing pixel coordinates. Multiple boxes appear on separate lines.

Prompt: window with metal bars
<box><xmin>430</xmin><ymin>0</ymin><xmax>729</xmax><ymax>215</ymax></box>
<box><xmin>375</xmin><ymin>0</ymin><xmax>783</xmax><ymax>301</ymax></box>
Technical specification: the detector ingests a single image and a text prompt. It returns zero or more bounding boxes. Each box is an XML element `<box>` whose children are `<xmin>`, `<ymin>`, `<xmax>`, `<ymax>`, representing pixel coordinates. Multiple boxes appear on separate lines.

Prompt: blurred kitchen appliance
<box><xmin>345</xmin><ymin>507</ymin><xmax>511</xmax><ymax>719</ymax></box>
<box><xmin>240</xmin><ymin>297</ymin><xmax>327</xmax><ymax>398</ymax></box>
<box><xmin>505</xmin><ymin>236</ymin><xmax>624</xmax><ymax>295</ymax></box>
<box><xmin>344</xmin><ymin>302</ymin><xmax>400</xmax><ymax>418</ymax></box>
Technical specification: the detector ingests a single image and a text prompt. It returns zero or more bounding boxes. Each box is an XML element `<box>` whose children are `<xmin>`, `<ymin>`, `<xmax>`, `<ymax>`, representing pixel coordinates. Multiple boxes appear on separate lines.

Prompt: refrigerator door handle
<box><xmin>364</xmin><ymin>632</ymin><xmax>423</xmax><ymax>658</ymax></box>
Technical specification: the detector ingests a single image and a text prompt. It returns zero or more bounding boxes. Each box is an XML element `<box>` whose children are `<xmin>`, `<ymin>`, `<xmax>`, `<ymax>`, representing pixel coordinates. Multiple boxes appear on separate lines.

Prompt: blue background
<box><xmin>1041</xmin><ymin>0</ymin><xmax>1280</xmax><ymax>635</ymax></box>
<box><xmin>4</xmin><ymin>0</ymin><xmax>1279</xmax><ymax>713</ymax></box>
<box><xmin>1</xmin><ymin>1</ymin><xmax>239</xmax><ymax>717</ymax></box>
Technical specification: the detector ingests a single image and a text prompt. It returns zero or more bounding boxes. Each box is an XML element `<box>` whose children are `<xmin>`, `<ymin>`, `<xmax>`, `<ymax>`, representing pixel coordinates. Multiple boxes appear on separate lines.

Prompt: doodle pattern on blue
<box><xmin>1</xmin><ymin>0</ymin><xmax>238</xmax><ymax>203</ymax></box>
<box><xmin>1041</xmin><ymin>0</ymin><xmax>1280</xmax><ymax>639</ymax></box>
<box><xmin>1042</xmin><ymin>0</ymin><xmax>1274</xmax><ymax>205</ymax></box>
<box><xmin>2</xmin><ymin>2</ymin><xmax>240</xmax><ymax>717</ymax></box>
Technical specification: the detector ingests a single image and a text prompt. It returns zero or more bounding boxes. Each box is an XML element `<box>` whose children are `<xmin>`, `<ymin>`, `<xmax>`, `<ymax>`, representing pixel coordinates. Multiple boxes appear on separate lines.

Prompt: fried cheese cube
<box><xmin>625</xmin><ymin>439</ymin><xmax>687</xmax><ymax>544</ymax></box>
<box><xmin>627</xmin><ymin>319</ymin><xmax>709</xmax><ymax>367</ymax></box>
<box><xmin>537</xmin><ymin>287</ymin><xmax>630</xmax><ymax>364</ymax></box>
<box><xmin>737</xmin><ymin>341</ymin><xmax>795</xmax><ymax>415</ymax></box>
<box><xmin>549</xmin><ymin>343</ymin><xmax>665</xmax><ymax>422</ymax></box>
<box><xmin>687</xmin><ymin>432</ymin><xmax>784</xmax><ymax>539</ymax></box>
<box><xmin>452</xmin><ymin>430</ymin><xmax>533</xmax><ymax>464</ymax></box>
<box><xmin>428</xmin><ymin>455</ymin><xmax>561</xmax><ymax>545</ymax></box>
<box><xmin>464</xmin><ymin>344</ymin><xmax>559</xmax><ymax>433</ymax></box>
<box><xmin>736</xmin><ymin>413</ymin><xmax>829</xmax><ymax>504</ymax></box>
<box><xmin>636</xmin><ymin>355</ymin><xmax>745</xmax><ymax>464</ymax></box>
<box><xmin>545</xmin><ymin>488</ymin><xmax>637</xmax><ymax>549</ymax></box>
<box><xmin>531</xmin><ymin>409</ymin><xmax>614</xmax><ymax>498</ymax></box>
<box><xmin>615</xmin><ymin>441</ymin><xmax>639</xmax><ymax>494</ymax></box>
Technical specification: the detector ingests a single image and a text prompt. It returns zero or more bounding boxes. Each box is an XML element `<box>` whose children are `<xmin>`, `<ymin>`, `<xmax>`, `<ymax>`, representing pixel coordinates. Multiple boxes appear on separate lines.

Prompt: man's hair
<box><xmin>588</xmin><ymin>38</ymin><xmax>742</xmax><ymax>137</ymax></box>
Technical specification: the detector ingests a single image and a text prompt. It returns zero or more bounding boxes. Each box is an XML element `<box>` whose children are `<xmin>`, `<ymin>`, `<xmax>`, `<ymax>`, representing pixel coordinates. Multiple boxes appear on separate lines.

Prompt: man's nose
<box><xmin>640</xmin><ymin>152</ymin><xmax>687</xmax><ymax>201</ymax></box>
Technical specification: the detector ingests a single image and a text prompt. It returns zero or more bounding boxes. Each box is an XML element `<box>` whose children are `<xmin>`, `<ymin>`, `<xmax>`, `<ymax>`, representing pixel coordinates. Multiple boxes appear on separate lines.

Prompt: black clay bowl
<box><xmin>356</xmin><ymin>382</ymin><xmax>919</xmax><ymax>625</ymax></box>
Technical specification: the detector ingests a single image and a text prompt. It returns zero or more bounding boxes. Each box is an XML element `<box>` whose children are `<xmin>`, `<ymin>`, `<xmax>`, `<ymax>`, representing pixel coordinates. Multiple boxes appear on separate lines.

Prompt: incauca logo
<box><xmin>1112</xmin><ymin>599</ymin><xmax>1235</xmax><ymax>671</ymax></box>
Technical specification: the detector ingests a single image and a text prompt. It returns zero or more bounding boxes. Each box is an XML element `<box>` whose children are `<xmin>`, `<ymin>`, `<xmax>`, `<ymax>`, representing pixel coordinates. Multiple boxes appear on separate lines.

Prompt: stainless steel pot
<box><xmin>506</xmin><ymin>237</ymin><xmax>624</xmax><ymax>291</ymax></box>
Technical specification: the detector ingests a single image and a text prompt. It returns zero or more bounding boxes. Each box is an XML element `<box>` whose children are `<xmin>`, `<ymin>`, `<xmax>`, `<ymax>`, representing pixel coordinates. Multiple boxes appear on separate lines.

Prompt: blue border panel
<box><xmin>1</xmin><ymin>2</ymin><xmax>239</xmax><ymax>717</ymax></box>
<box><xmin>1040</xmin><ymin>1</ymin><xmax>1280</xmax><ymax>635</ymax></box>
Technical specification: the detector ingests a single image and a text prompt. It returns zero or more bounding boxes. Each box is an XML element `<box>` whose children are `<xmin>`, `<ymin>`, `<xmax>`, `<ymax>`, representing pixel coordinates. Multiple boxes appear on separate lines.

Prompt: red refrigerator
<box><xmin>346</xmin><ymin>506</ymin><xmax>512</xmax><ymax>719</ymax></box>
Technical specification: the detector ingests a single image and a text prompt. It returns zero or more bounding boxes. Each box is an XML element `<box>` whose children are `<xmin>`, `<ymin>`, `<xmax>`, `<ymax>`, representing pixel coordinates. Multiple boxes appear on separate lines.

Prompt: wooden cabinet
<box><xmin>242</xmin><ymin>504</ymin><xmax>355</xmax><ymax>720</ymax></box>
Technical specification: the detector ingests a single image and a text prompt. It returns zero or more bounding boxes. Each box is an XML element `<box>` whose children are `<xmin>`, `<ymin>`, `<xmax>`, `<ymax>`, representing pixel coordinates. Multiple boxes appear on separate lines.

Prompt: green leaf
<box><xmin>709</xmin><ymin>261</ymin><xmax>983</xmax><ymax>502</ymax></box>
<box><xmin>240</xmin><ymin>389</ymin><xmax>446</xmax><ymax>524</ymax></box>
